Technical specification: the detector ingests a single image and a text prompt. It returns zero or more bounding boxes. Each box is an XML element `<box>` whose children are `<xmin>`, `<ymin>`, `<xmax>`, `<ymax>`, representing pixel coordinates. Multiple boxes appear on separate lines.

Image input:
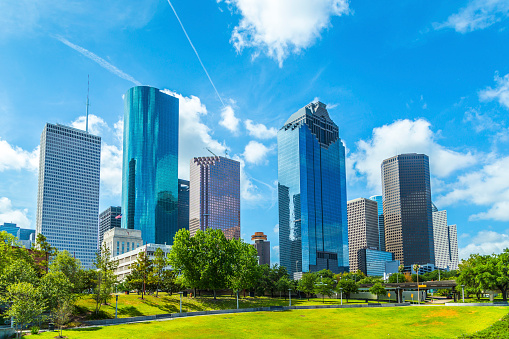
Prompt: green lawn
<box><xmin>75</xmin><ymin>293</ymin><xmax>381</xmax><ymax>320</ymax></box>
<box><xmin>28</xmin><ymin>306</ymin><xmax>509</xmax><ymax>338</ymax></box>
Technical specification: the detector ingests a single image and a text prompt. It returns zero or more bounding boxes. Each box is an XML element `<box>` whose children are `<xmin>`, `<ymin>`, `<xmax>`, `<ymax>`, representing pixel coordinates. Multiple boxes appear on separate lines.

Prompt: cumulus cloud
<box><xmin>459</xmin><ymin>230</ymin><xmax>509</xmax><ymax>259</ymax></box>
<box><xmin>71</xmin><ymin>114</ymin><xmax>109</xmax><ymax>136</ymax></box>
<box><xmin>479</xmin><ymin>72</ymin><xmax>509</xmax><ymax>109</ymax></box>
<box><xmin>231</xmin><ymin>155</ymin><xmax>263</xmax><ymax>202</ymax></box>
<box><xmin>0</xmin><ymin>197</ymin><xmax>31</xmax><ymax>228</ymax></box>
<box><xmin>434</xmin><ymin>0</ymin><xmax>509</xmax><ymax>33</ymax></box>
<box><xmin>245</xmin><ymin>119</ymin><xmax>278</xmax><ymax>139</ymax></box>
<box><xmin>0</xmin><ymin>138</ymin><xmax>39</xmax><ymax>172</ymax></box>
<box><xmin>219</xmin><ymin>0</ymin><xmax>351</xmax><ymax>66</ymax></box>
<box><xmin>273</xmin><ymin>223</ymin><xmax>279</xmax><ymax>234</ymax></box>
<box><xmin>243</xmin><ymin>140</ymin><xmax>274</xmax><ymax>165</ymax></box>
<box><xmin>349</xmin><ymin>119</ymin><xmax>477</xmax><ymax>193</ymax></box>
<box><xmin>436</xmin><ymin>155</ymin><xmax>509</xmax><ymax>221</ymax></box>
<box><xmin>219</xmin><ymin>105</ymin><xmax>240</xmax><ymax>133</ymax></box>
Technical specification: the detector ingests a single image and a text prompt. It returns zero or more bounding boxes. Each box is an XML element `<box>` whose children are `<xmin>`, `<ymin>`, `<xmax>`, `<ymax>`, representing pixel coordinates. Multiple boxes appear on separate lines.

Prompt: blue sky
<box><xmin>1</xmin><ymin>0</ymin><xmax>509</xmax><ymax>264</ymax></box>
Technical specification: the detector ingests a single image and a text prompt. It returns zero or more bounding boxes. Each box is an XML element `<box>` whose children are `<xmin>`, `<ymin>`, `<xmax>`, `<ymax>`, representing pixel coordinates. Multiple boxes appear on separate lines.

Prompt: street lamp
<box><xmin>462</xmin><ymin>285</ymin><xmax>465</xmax><ymax>303</ymax></box>
<box><xmin>236</xmin><ymin>290</ymin><xmax>239</xmax><ymax>309</ymax></box>
<box><xmin>396</xmin><ymin>287</ymin><xmax>400</xmax><ymax>304</ymax></box>
<box><xmin>178</xmin><ymin>292</ymin><xmax>183</xmax><ymax>313</ymax></box>
<box><xmin>339</xmin><ymin>288</ymin><xmax>343</xmax><ymax>306</ymax></box>
<box><xmin>289</xmin><ymin>289</ymin><xmax>292</xmax><ymax>307</ymax></box>
<box><xmin>413</xmin><ymin>264</ymin><xmax>421</xmax><ymax>304</ymax></box>
<box><xmin>115</xmin><ymin>295</ymin><xmax>119</xmax><ymax>319</ymax></box>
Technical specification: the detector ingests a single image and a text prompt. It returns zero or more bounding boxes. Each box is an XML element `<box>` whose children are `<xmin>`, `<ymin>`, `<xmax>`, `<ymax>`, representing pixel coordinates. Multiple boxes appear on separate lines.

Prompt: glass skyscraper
<box><xmin>178</xmin><ymin>179</ymin><xmax>190</xmax><ymax>231</ymax></box>
<box><xmin>381</xmin><ymin>153</ymin><xmax>434</xmax><ymax>266</ymax></box>
<box><xmin>189</xmin><ymin>156</ymin><xmax>240</xmax><ymax>240</ymax></box>
<box><xmin>278</xmin><ymin>101</ymin><xmax>348</xmax><ymax>278</ymax></box>
<box><xmin>121</xmin><ymin>86</ymin><xmax>179</xmax><ymax>245</ymax></box>
<box><xmin>36</xmin><ymin>123</ymin><xmax>101</xmax><ymax>268</ymax></box>
<box><xmin>369</xmin><ymin>195</ymin><xmax>385</xmax><ymax>251</ymax></box>
<box><xmin>99</xmin><ymin>206</ymin><xmax>121</xmax><ymax>249</ymax></box>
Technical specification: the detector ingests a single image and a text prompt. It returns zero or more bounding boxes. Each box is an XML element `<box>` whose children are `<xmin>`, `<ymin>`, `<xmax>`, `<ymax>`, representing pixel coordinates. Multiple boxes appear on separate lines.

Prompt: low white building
<box><xmin>111</xmin><ymin>243</ymin><xmax>172</xmax><ymax>281</ymax></box>
<box><xmin>102</xmin><ymin>228</ymin><xmax>143</xmax><ymax>257</ymax></box>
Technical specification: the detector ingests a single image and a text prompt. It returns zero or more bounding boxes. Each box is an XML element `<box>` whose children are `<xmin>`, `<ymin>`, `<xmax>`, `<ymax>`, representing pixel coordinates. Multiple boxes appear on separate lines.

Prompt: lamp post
<box><xmin>413</xmin><ymin>264</ymin><xmax>420</xmax><ymax>304</ymax></box>
<box><xmin>396</xmin><ymin>287</ymin><xmax>400</xmax><ymax>304</ymax></box>
<box><xmin>236</xmin><ymin>290</ymin><xmax>239</xmax><ymax>309</ymax></box>
<box><xmin>289</xmin><ymin>289</ymin><xmax>292</xmax><ymax>307</ymax></box>
<box><xmin>462</xmin><ymin>285</ymin><xmax>465</xmax><ymax>303</ymax></box>
<box><xmin>115</xmin><ymin>295</ymin><xmax>119</xmax><ymax>319</ymax></box>
<box><xmin>178</xmin><ymin>292</ymin><xmax>183</xmax><ymax>313</ymax></box>
<box><xmin>340</xmin><ymin>288</ymin><xmax>343</xmax><ymax>306</ymax></box>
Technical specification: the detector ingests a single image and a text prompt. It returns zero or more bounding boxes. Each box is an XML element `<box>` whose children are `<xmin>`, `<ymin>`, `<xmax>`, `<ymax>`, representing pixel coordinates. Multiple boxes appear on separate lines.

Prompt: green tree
<box><xmin>168</xmin><ymin>229</ymin><xmax>202</xmax><ymax>294</ymax></box>
<box><xmin>152</xmin><ymin>248</ymin><xmax>168</xmax><ymax>297</ymax></box>
<box><xmin>336</xmin><ymin>279</ymin><xmax>359</xmax><ymax>302</ymax></box>
<box><xmin>369</xmin><ymin>282</ymin><xmax>387</xmax><ymax>302</ymax></box>
<box><xmin>160</xmin><ymin>270</ymin><xmax>182</xmax><ymax>295</ymax></box>
<box><xmin>314</xmin><ymin>276</ymin><xmax>335</xmax><ymax>303</ymax></box>
<box><xmin>93</xmin><ymin>244</ymin><xmax>118</xmax><ymax>315</ymax></box>
<box><xmin>2</xmin><ymin>282</ymin><xmax>45</xmax><ymax>339</ymax></box>
<box><xmin>254</xmin><ymin>264</ymin><xmax>271</xmax><ymax>297</ymax></box>
<box><xmin>276</xmin><ymin>275</ymin><xmax>292</xmax><ymax>300</ymax></box>
<box><xmin>388</xmin><ymin>273</ymin><xmax>406</xmax><ymax>284</ymax></box>
<box><xmin>228</xmin><ymin>238</ymin><xmax>259</xmax><ymax>296</ymax></box>
<box><xmin>298</xmin><ymin>273</ymin><xmax>317</xmax><ymax>300</ymax></box>
<box><xmin>359</xmin><ymin>276</ymin><xmax>383</xmax><ymax>284</ymax></box>
<box><xmin>129</xmin><ymin>251</ymin><xmax>153</xmax><ymax>299</ymax></box>
<box><xmin>38</xmin><ymin>271</ymin><xmax>73</xmax><ymax>312</ymax></box>
<box><xmin>52</xmin><ymin>299</ymin><xmax>74</xmax><ymax>339</ymax></box>
<box><xmin>33</xmin><ymin>233</ymin><xmax>55</xmax><ymax>274</ymax></box>
<box><xmin>268</xmin><ymin>264</ymin><xmax>288</xmax><ymax>298</ymax></box>
<box><xmin>50</xmin><ymin>250</ymin><xmax>84</xmax><ymax>293</ymax></box>
<box><xmin>315</xmin><ymin>269</ymin><xmax>335</xmax><ymax>279</ymax></box>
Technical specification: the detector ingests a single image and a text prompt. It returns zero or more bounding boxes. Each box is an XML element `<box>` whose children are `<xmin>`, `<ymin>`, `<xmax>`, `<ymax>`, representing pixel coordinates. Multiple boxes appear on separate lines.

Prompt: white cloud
<box><xmin>463</xmin><ymin>108</ymin><xmax>502</xmax><ymax>132</ymax></box>
<box><xmin>243</xmin><ymin>140</ymin><xmax>274</xmax><ymax>165</ymax></box>
<box><xmin>219</xmin><ymin>0</ymin><xmax>351</xmax><ymax>66</ymax></box>
<box><xmin>0</xmin><ymin>138</ymin><xmax>39</xmax><ymax>172</ymax></box>
<box><xmin>273</xmin><ymin>223</ymin><xmax>279</xmax><ymax>234</ymax></box>
<box><xmin>100</xmin><ymin>142</ymin><xmax>123</xmax><ymax>197</ymax></box>
<box><xmin>245</xmin><ymin>119</ymin><xmax>277</xmax><ymax>139</ymax></box>
<box><xmin>349</xmin><ymin>119</ymin><xmax>477</xmax><ymax>193</ymax></box>
<box><xmin>434</xmin><ymin>0</ymin><xmax>509</xmax><ymax>33</ymax></box>
<box><xmin>459</xmin><ymin>230</ymin><xmax>509</xmax><ymax>259</ymax></box>
<box><xmin>231</xmin><ymin>155</ymin><xmax>263</xmax><ymax>202</ymax></box>
<box><xmin>219</xmin><ymin>105</ymin><xmax>240</xmax><ymax>133</ymax></box>
<box><xmin>436</xmin><ymin>155</ymin><xmax>509</xmax><ymax>221</ymax></box>
<box><xmin>0</xmin><ymin>197</ymin><xmax>31</xmax><ymax>228</ymax></box>
<box><xmin>479</xmin><ymin>72</ymin><xmax>509</xmax><ymax>109</ymax></box>
<box><xmin>71</xmin><ymin>114</ymin><xmax>109</xmax><ymax>136</ymax></box>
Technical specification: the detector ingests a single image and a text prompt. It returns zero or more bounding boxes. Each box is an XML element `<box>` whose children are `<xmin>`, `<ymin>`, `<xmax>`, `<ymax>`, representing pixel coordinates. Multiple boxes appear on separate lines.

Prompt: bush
<box><xmin>30</xmin><ymin>326</ymin><xmax>40</xmax><ymax>335</ymax></box>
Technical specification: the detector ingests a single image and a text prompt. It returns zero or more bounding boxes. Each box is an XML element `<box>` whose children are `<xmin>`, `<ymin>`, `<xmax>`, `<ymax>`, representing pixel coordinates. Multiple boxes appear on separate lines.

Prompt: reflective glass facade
<box><xmin>369</xmin><ymin>195</ymin><xmax>385</xmax><ymax>251</ymax></box>
<box><xmin>178</xmin><ymin>179</ymin><xmax>190</xmax><ymax>231</ymax></box>
<box><xmin>36</xmin><ymin>123</ymin><xmax>101</xmax><ymax>268</ymax></box>
<box><xmin>121</xmin><ymin>86</ymin><xmax>179</xmax><ymax>245</ymax></box>
<box><xmin>357</xmin><ymin>248</ymin><xmax>394</xmax><ymax>277</ymax></box>
<box><xmin>189</xmin><ymin>156</ymin><xmax>240</xmax><ymax>240</ymax></box>
<box><xmin>278</xmin><ymin>102</ymin><xmax>348</xmax><ymax>278</ymax></box>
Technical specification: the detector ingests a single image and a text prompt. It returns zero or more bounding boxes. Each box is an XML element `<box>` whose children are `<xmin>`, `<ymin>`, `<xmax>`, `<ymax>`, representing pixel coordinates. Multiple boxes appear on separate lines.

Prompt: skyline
<box><xmin>1</xmin><ymin>0</ymin><xmax>509</xmax><ymax>263</ymax></box>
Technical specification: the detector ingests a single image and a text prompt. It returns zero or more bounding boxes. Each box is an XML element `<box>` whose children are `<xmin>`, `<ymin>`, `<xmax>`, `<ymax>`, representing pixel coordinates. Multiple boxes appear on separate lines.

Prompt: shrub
<box><xmin>30</xmin><ymin>326</ymin><xmax>40</xmax><ymax>335</ymax></box>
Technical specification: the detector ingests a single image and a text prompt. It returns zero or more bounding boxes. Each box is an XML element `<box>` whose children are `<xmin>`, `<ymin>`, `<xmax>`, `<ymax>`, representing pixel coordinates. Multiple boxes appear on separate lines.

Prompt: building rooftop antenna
<box><xmin>205</xmin><ymin>147</ymin><xmax>217</xmax><ymax>157</ymax></box>
<box><xmin>86</xmin><ymin>74</ymin><xmax>90</xmax><ymax>133</ymax></box>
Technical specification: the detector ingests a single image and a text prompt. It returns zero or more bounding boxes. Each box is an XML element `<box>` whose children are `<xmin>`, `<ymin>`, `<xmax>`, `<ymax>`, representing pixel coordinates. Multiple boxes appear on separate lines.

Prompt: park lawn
<box><xmin>75</xmin><ymin>293</ymin><xmax>378</xmax><ymax>320</ymax></box>
<box><xmin>31</xmin><ymin>306</ymin><xmax>509</xmax><ymax>338</ymax></box>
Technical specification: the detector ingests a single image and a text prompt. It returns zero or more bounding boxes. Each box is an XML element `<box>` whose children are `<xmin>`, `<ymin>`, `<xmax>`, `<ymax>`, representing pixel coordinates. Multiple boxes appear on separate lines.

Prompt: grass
<box><xmin>460</xmin><ymin>311</ymin><xmax>509</xmax><ymax>338</ymax></box>
<box><xmin>26</xmin><ymin>306</ymin><xmax>509</xmax><ymax>338</ymax></box>
<box><xmin>74</xmin><ymin>293</ymin><xmax>383</xmax><ymax>320</ymax></box>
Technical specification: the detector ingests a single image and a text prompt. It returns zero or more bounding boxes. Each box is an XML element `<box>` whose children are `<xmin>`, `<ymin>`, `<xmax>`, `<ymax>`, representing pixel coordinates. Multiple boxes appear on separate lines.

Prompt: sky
<box><xmin>1</xmin><ymin>0</ymin><xmax>509</xmax><ymax>265</ymax></box>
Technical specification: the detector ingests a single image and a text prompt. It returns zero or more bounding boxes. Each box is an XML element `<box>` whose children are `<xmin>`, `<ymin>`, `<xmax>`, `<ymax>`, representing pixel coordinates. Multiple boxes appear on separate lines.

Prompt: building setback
<box><xmin>189</xmin><ymin>156</ymin><xmax>240</xmax><ymax>240</ymax></box>
<box><xmin>448</xmin><ymin>224</ymin><xmax>459</xmax><ymax>271</ymax></box>
<box><xmin>347</xmin><ymin>198</ymin><xmax>379</xmax><ymax>273</ymax></box>
<box><xmin>278</xmin><ymin>101</ymin><xmax>348</xmax><ymax>278</ymax></box>
<box><xmin>381</xmin><ymin>153</ymin><xmax>434</xmax><ymax>267</ymax></box>
<box><xmin>178</xmin><ymin>179</ymin><xmax>190</xmax><ymax>232</ymax></box>
<box><xmin>36</xmin><ymin>123</ymin><xmax>101</xmax><ymax>268</ymax></box>
<box><xmin>99</xmin><ymin>206</ymin><xmax>121</xmax><ymax>249</ymax></box>
<box><xmin>369</xmin><ymin>195</ymin><xmax>385</xmax><ymax>251</ymax></box>
<box><xmin>252</xmin><ymin>232</ymin><xmax>271</xmax><ymax>266</ymax></box>
<box><xmin>122</xmin><ymin>86</ymin><xmax>180</xmax><ymax>245</ymax></box>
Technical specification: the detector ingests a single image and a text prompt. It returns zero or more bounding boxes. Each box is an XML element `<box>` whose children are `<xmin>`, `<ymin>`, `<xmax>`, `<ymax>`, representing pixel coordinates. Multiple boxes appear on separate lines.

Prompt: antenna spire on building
<box><xmin>86</xmin><ymin>75</ymin><xmax>90</xmax><ymax>133</ymax></box>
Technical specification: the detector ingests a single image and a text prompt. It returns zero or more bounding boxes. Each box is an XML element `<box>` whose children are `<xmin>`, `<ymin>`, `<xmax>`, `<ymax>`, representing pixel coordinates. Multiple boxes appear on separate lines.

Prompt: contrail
<box><xmin>55</xmin><ymin>36</ymin><xmax>142</xmax><ymax>86</ymax></box>
<box><xmin>165</xmin><ymin>0</ymin><xmax>226</xmax><ymax>107</ymax></box>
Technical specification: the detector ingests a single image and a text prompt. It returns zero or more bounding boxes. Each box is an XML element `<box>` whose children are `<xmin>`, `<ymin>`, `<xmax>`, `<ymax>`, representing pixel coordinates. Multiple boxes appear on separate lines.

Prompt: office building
<box><xmin>178</xmin><ymin>179</ymin><xmax>190</xmax><ymax>232</ymax></box>
<box><xmin>381</xmin><ymin>153</ymin><xmax>434</xmax><ymax>266</ymax></box>
<box><xmin>122</xmin><ymin>86</ymin><xmax>180</xmax><ymax>245</ymax></box>
<box><xmin>102</xmin><ymin>227</ymin><xmax>143</xmax><ymax>258</ymax></box>
<box><xmin>111</xmin><ymin>243</ymin><xmax>172</xmax><ymax>281</ymax></box>
<box><xmin>432</xmin><ymin>209</ymin><xmax>449</xmax><ymax>270</ymax></box>
<box><xmin>252</xmin><ymin>232</ymin><xmax>270</xmax><ymax>265</ymax></box>
<box><xmin>0</xmin><ymin>223</ymin><xmax>19</xmax><ymax>237</ymax></box>
<box><xmin>369</xmin><ymin>195</ymin><xmax>385</xmax><ymax>251</ymax></box>
<box><xmin>278</xmin><ymin>101</ymin><xmax>348</xmax><ymax>278</ymax></box>
<box><xmin>357</xmin><ymin>248</ymin><xmax>394</xmax><ymax>277</ymax></box>
<box><xmin>99</xmin><ymin>206</ymin><xmax>121</xmax><ymax>249</ymax></box>
<box><xmin>0</xmin><ymin>223</ymin><xmax>35</xmax><ymax>248</ymax></box>
<box><xmin>347</xmin><ymin>198</ymin><xmax>379</xmax><ymax>273</ymax></box>
<box><xmin>189</xmin><ymin>156</ymin><xmax>240</xmax><ymax>240</ymax></box>
<box><xmin>448</xmin><ymin>224</ymin><xmax>459</xmax><ymax>270</ymax></box>
<box><xmin>36</xmin><ymin>123</ymin><xmax>101</xmax><ymax>268</ymax></box>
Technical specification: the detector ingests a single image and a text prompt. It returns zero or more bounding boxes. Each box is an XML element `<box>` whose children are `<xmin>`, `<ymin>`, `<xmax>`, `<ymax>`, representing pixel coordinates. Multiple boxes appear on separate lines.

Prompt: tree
<box><xmin>129</xmin><ymin>251</ymin><xmax>153</xmax><ymax>299</ymax></box>
<box><xmin>93</xmin><ymin>244</ymin><xmax>118</xmax><ymax>315</ymax></box>
<box><xmin>269</xmin><ymin>264</ymin><xmax>289</xmax><ymax>298</ymax></box>
<box><xmin>38</xmin><ymin>271</ymin><xmax>73</xmax><ymax>312</ymax></box>
<box><xmin>152</xmin><ymin>248</ymin><xmax>168</xmax><ymax>297</ymax></box>
<box><xmin>52</xmin><ymin>299</ymin><xmax>73</xmax><ymax>339</ymax></box>
<box><xmin>254</xmin><ymin>264</ymin><xmax>271</xmax><ymax>297</ymax></box>
<box><xmin>336</xmin><ymin>279</ymin><xmax>358</xmax><ymax>302</ymax></box>
<box><xmin>50</xmin><ymin>250</ymin><xmax>84</xmax><ymax>293</ymax></box>
<box><xmin>388</xmin><ymin>273</ymin><xmax>406</xmax><ymax>284</ymax></box>
<box><xmin>359</xmin><ymin>276</ymin><xmax>383</xmax><ymax>284</ymax></box>
<box><xmin>160</xmin><ymin>270</ymin><xmax>182</xmax><ymax>295</ymax></box>
<box><xmin>168</xmin><ymin>229</ymin><xmax>203</xmax><ymax>294</ymax></box>
<box><xmin>0</xmin><ymin>259</ymin><xmax>38</xmax><ymax>297</ymax></box>
<box><xmin>228</xmin><ymin>238</ymin><xmax>260</xmax><ymax>296</ymax></box>
<box><xmin>476</xmin><ymin>250</ymin><xmax>509</xmax><ymax>302</ymax></box>
<box><xmin>33</xmin><ymin>233</ymin><xmax>55</xmax><ymax>274</ymax></box>
<box><xmin>276</xmin><ymin>275</ymin><xmax>292</xmax><ymax>300</ymax></box>
<box><xmin>2</xmin><ymin>282</ymin><xmax>45</xmax><ymax>339</ymax></box>
<box><xmin>314</xmin><ymin>276</ymin><xmax>335</xmax><ymax>303</ymax></box>
<box><xmin>369</xmin><ymin>282</ymin><xmax>387</xmax><ymax>302</ymax></box>
<box><xmin>298</xmin><ymin>273</ymin><xmax>317</xmax><ymax>300</ymax></box>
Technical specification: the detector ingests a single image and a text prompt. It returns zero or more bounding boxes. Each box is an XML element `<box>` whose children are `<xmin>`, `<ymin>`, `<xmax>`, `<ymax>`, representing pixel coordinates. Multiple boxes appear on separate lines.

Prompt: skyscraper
<box><xmin>347</xmin><ymin>198</ymin><xmax>379</xmax><ymax>272</ymax></box>
<box><xmin>381</xmin><ymin>153</ymin><xmax>434</xmax><ymax>266</ymax></box>
<box><xmin>252</xmin><ymin>232</ymin><xmax>271</xmax><ymax>266</ymax></box>
<box><xmin>36</xmin><ymin>123</ymin><xmax>101</xmax><ymax>268</ymax></box>
<box><xmin>178</xmin><ymin>179</ymin><xmax>190</xmax><ymax>232</ymax></box>
<box><xmin>432</xmin><ymin>208</ymin><xmax>449</xmax><ymax>270</ymax></box>
<box><xmin>278</xmin><ymin>101</ymin><xmax>348</xmax><ymax>278</ymax></box>
<box><xmin>189</xmin><ymin>156</ymin><xmax>240</xmax><ymax>240</ymax></box>
<box><xmin>121</xmin><ymin>86</ymin><xmax>179</xmax><ymax>245</ymax></box>
<box><xmin>448</xmin><ymin>224</ymin><xmax>459</xmax><ymax>270</ymax></box>
<box><xmin>99</xmin><ymin>206</ymin><xmax>121</xmax><ymax>249</ymax></box>
<box><xmin>369</xmin><ymin>195</ymin><xmax>385</xmax><ymax>251</ymax></box>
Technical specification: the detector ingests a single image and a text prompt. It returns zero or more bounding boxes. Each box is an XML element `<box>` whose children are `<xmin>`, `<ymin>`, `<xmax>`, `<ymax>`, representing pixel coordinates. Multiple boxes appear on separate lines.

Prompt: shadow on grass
<box><xmin>118</xmin><ymin>306</ymin><xmax>144</xmax><ymax>317</ymax></box>
<box><xmin>71</xmin><ymin>327</ymin><xmax>102</xmax><ymax>332</ymax></box>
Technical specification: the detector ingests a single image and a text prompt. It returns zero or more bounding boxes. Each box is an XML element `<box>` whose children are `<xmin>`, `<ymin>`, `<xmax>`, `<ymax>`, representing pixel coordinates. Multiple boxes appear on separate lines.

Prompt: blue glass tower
<box><xmin>121</xmin><ymin>86</ymin><xmax>179</xmax><ymax>245</ymax></box>
<box><xmin>369</xmin><ymin>195</ymin><xmax>385</xmax><ymax>251</ymax></box>
<box><xmin>278</xmin><ymin>102</ymin><xmax>348</xmax><ymax>278</ymax></box>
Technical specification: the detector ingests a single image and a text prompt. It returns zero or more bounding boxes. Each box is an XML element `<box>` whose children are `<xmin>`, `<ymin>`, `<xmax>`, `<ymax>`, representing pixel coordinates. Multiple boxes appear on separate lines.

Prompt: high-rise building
<box><xmin>381</xmin><ymin>153</ymin><xmax>434</xmax><ymax>266</ymax></box>
<box><xmin>432</xmin><ymin>209</ymin><xmax>449</xmax><ymax>270</ymax></box>
<box><xmin>178</xmin><ymin>179</ymin><xmax>190</xmax><ymax>232</ymax></box>
<box><xmin>347</xmin><ymin>198</ymin><xmax>379</xmax><ymax>272</ymax></box>
<box><xmin>448</xmin><ymin>224</ymin><xmax>459</xmax><ymax>271</ymax></box>
<box><xmin>369</xmin><ymin>195</ymin><xmax>385</xmax><ymax>251</ymax></box>
<box><xmin>122</xmin><ymin>86</ymin><xmax>179</xmax><ymax>245</ymax></box>
<box><xmin>36</xmin><ymin>123</ymin><xmax>101</xmax><ymax>268</ymax></box>
<box><xmin>0</xmin><ymin>223</ymin><xmax>19</xmax><ymax>237</ymax></box>
<box><xmin>357</xmin><ymin>248</ymin><xmax>394</xmax><ymax>277</ymax></box>
<box><xmin>252</xmin><ymin>232</ymin><xmax>271</xmax><ymax>266</ymax></box>
<box><xmin>278</xmin><ymin>101</ymin><xmax>348</xmax><ymax>278</ymax></box>
<box><xmin>99</xmin><ymin>206</ymin><xmax>121</xmax><ymax>249</ymax></box>
<box><xmin>189</xmin><ymin>156</ymin><xmax>240</xmax><ymax>240</ymax></box>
